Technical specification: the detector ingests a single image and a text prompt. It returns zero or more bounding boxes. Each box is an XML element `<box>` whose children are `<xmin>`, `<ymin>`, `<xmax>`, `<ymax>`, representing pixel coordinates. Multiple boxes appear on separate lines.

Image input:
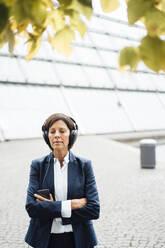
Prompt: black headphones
<box><xmin>42</xmin><ymin>116</ymin><xmax>78</xmax><ymax>150</ymax></box>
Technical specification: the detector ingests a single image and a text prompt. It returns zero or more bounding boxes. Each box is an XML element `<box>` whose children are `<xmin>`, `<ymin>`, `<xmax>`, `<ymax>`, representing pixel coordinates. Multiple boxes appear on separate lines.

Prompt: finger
<box><xmin>36</xmin><ymin>199</ymin><xmax>41</xmax><ymax>202</ymax></box>
<box><xmin>34</xmin><ymin>194</ymin><xmax>47</xmax><ymax>201</ymax></box>
<box><xmin>50</xmin><ymin>193</ymin><xmax>54</xmax><ymax>201</ymax></box>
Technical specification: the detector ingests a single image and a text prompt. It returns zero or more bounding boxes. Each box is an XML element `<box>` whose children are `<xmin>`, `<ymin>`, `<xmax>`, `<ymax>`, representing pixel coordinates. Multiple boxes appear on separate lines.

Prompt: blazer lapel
<box><xmin>67</xmin><ymin>151</ymin><xmax>77</xmax><ymax>199</ymax></box>
<box><xmin>42</xmin><ymin>152</ymin><xmax>55</xmax><ymax>199</ymax></box>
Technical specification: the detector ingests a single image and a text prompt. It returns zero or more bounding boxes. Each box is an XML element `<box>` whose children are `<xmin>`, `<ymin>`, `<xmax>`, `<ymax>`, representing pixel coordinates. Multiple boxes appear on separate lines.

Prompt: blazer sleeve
<box><xmin>25</xmin><ymin>160</ymin><xmax>62</xmax><ymax>219</ymax></box>
<box><xmin>62</xmin><ymin>160</ymin><xmax>100</xmax><ymax>225</ymax></box>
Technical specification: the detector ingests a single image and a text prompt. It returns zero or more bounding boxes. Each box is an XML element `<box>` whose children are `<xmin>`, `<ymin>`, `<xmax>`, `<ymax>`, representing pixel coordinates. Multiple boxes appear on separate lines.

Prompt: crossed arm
<box><xmin>25</xmin><ymin>160</ymin><xmax>100</xmax><ymax>223</ymax></box>
<box><xmin>34</xmin><ymin>193</ymin><xmax>87</xmax><ymax>211</ymax></box>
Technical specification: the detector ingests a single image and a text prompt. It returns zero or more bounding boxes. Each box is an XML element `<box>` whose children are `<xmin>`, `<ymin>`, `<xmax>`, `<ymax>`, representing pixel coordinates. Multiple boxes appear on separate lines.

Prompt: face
<box><xmin>48</xmin><ymin>120</ymin><xmax>70</xmax><ymax>151</ymax></box>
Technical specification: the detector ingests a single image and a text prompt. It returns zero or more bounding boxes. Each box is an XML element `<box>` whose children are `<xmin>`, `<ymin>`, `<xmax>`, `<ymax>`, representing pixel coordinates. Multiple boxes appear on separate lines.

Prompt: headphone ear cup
<box><xmin>42</xmin><ymin>125</ymin><xmax>52</xmax><ymax>150</ymax></box>
<box><xmin>69</xmin><ymin>129</ymin><xmax>78</xmax><ymax>149</ymax></box>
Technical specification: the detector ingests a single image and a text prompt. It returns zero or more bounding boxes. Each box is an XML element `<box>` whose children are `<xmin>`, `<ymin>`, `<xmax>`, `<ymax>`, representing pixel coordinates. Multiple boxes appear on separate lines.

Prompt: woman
<box><xmin>25</xmin><ymin>113</ymin><xmax>100</xmax><ymax>248</ymax></box>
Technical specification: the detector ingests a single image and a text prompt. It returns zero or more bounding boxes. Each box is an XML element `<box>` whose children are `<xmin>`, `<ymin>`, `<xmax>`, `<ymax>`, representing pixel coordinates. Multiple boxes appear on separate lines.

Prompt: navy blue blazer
<box><xmin>25</xmin><ymin>151</ymin><xmax>100</xmax><ymax>248</ymax></box>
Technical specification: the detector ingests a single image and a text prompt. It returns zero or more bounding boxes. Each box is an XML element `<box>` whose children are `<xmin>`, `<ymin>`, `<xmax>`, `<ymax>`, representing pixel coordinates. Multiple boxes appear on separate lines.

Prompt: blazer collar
<box><xmin>69</xmin><ymin>150</ymin><xmax>76</xmax><ymax>163</ymax></box>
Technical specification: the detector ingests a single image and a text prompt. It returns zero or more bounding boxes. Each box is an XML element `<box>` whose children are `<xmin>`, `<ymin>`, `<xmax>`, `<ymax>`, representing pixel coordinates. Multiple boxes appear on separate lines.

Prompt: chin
<box><xmin>54</xmin><ymin>146</ymin><xmax>68</xmax><ymax>151</ymax></box>
<box><xmin>53</xmin><ymin>145</ymin><xmax>63</xmax><ymax>150</ymax></box>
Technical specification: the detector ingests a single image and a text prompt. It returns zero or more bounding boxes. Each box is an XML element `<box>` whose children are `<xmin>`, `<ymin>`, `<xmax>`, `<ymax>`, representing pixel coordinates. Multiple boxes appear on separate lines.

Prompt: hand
<box><xmin>34</xmin><ymin>193</ymin><xmax>54</xmax><ymax>202</ymax></box>
<box><xmin>71</xmin><ymin>198</ymin><xmax>87</xmax><ymax>210</ymax></box>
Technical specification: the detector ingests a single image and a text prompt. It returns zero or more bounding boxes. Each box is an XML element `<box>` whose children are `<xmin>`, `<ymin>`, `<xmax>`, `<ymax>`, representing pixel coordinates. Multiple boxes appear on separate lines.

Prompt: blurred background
<box><xmin>0</xmin><ymin>1</ymin><xmax>165</xmax><ymax>158</ymax></box>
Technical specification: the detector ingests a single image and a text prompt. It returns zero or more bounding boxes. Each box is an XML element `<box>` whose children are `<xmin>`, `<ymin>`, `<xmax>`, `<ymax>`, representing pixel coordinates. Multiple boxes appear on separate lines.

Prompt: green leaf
<box><xmin>65</xmin><ymin>0</ymin><xmax>92</xmax><ymax>20</ymax></box>
<box><xmin>46</xmin><ymin>9</ymin><xmax>65</xmax><ymax>31</ymax></box>
<box><xmin>0</xmin><ymin>30</ymin><xmax>7</xmax><ymax>48</ymax></box>
<box><xmin>58</xmin><ymin>0</ymin><xmax>72</xmax><ymax>7</ymax></box>
<box><xmin>119</xmin><ymin>46</ymin><xmax>140</xmax><ymax>71</ymax></box>
<box><xmin>16</xmin><ymin>20</ymin><xmax>29</xmax><ymax>34</ymax></box>
<box><xmin>0</xmin><ymin>4</ymin><xmax>9</xmax><ymax>33</ymax></box>
<box><xmin>7</xmin><ymin>27</ymin><xmax>15</xmax><ymax>54</ymax></box>
<box><xmin>48</xmin><ymin>26</ymin><xmax>75</xmax><ymax>56</ymax></box>
<box><xmin>155</xmin><ymin>0</ymin><xmax>165</xmax><ymax>12</ymax></box>
<box><xmin>100</xmin><ymin>0</ymin><xmax>120</xmax><ymax>13</ymax></box>
<box><xmin>13</xmin><ymin>0</ymin><xmax>47</xmax><ymax>25</ymax></box>
<box><xmin>70</xmin><ymin>10</ymin><xmax>87</xmax><ymax>37</ymax></box>
<box><xmin>0</xmin><ymin>0</ymin><xmax>14</xmax><ymax>7</ymax></box>
<box><xmin>2</xmin><ymin>25</ymin><xmax>16</xmax><ymax>55</ymax></box>
<box><xmin>127</xmin><ymin>0</ymin><xmax>155</xmax><ymax>25</ymax></box>
<box><xmin>25</xmin><ymin>34</ymin><xmax>42</xmax><ymax>60</ymax></box>
<box><xmin>12</xmin><ymin>0</ymin><xmax>29</xmax><ymax>23</ymax></box>
<box><xmin>30</xmin><ymin>0</ymin><xmax>47</xmax><ymax>25</ymax></box>
<box><xmin>77</xmin><ymin>0</ymin><xmax>92</xmax><ymax>7</ymax></box>
<box><xmin>145</xmin><ymin>7</ymin><xmax>165</xmax><ymax>36</ymax></box>
<box><xmin>139</xmin><ymin>35</ymin><xmax>165</xmax><ymax>72</ymax></box>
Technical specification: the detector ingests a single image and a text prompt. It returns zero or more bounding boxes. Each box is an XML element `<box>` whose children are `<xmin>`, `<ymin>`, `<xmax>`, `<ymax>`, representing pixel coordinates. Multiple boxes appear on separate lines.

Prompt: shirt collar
<box><xmin>54</xmin><ymin>151</ymin><xmax>69</xmax><ymax>165</ymax></box>
<box><xmin>63</xmin><ymin>151</ymin><xmax>69</xmax><ymax>164</ymax></box>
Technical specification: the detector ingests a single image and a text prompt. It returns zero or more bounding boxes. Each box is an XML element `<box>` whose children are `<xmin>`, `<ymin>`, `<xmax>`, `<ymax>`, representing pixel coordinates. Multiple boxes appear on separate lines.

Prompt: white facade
<box><xmin>0</xmin><ymin>13</ymin><xmax>165</xmax><ymax>140</ymax></box>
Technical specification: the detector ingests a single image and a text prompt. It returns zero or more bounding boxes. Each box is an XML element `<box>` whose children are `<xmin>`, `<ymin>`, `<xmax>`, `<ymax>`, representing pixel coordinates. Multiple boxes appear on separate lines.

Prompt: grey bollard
<box><xmin>140</xmin><ymin>139</ymin><xmax>157</xmax><ymax>169</ymax></box>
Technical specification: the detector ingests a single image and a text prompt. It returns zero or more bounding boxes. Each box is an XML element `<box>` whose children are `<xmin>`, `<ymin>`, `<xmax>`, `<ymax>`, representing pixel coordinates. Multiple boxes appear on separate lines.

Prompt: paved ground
<box><xmin>1</xmin><ymin>135</ymin><xmax>165</xmax><ymax>248</ymax></box>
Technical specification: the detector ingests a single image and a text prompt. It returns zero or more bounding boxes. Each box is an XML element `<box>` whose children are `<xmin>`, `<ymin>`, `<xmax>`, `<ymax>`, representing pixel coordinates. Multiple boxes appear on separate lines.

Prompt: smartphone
<box><xmin>36</xmin><ymin>189</ymin><xmax>50</xmax><ymax>200</ymax></box>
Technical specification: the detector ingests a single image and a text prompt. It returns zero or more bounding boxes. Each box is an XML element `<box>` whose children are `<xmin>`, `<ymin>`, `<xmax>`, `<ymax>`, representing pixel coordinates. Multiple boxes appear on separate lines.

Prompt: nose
<box><xmin>54</xmin><ymin>130</ymin><xmax>60</xmax><ymax>138</ymax></box>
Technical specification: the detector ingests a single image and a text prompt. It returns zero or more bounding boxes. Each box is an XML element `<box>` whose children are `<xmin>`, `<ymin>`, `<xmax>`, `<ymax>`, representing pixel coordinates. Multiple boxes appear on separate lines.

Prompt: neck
<box><xmin>53</xmin><ymin>149</ymin><xmax>68</xmax><ymax>164</ymax></box>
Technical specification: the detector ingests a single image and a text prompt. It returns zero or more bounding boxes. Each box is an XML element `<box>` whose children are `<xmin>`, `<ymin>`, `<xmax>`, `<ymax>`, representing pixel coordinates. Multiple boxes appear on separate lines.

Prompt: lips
<box><xmin>53</xmin><ymin>141</ymin><xmax>62</xmax><ymax>144</ymax></box>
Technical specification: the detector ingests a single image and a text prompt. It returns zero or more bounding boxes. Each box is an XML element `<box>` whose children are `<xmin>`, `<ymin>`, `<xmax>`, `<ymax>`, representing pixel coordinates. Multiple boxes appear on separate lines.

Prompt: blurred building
<box><xmin>0</xmin><ymin>13</ymin><xmax>165</xmax><ymax>141</ymax></box>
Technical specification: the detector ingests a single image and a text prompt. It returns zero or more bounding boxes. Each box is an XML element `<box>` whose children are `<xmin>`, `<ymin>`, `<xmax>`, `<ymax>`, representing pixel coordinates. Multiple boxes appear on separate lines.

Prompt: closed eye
<box><xmin>49</xmin><ymin>129</ymin><xmax>66</xmax><ymax>134</ymax></box>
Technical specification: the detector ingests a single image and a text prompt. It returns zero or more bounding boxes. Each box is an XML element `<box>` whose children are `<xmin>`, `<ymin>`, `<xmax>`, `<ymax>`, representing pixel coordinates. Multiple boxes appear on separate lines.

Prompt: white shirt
<box><xmin>51</xmin><ymin>152</ymin><xmax>73</xmax><ymax>233</ymax></box>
